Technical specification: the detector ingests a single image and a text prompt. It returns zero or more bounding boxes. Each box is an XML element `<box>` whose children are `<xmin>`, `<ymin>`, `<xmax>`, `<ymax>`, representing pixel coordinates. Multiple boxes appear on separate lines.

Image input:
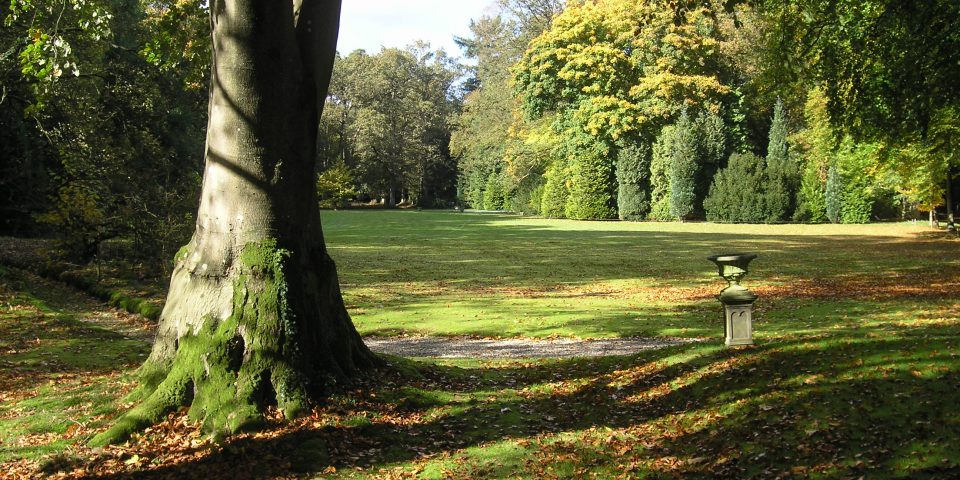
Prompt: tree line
<box><xmin>2</xmin><ymin>0</ymin><xmax>958</xmax><ymax>273</ymax></box>
<box><xmin>455</xmin><ymin>0</ymin><xmax>959</xmax><ymax>227</ymax></box>
<box><xmin>1</xmin><ymin>1</ymin><xmax>461</xmax><ymax>271</ymax></box>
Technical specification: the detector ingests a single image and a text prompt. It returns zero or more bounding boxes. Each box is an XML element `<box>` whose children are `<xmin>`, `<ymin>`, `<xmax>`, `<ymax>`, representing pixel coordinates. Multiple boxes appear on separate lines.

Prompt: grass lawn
<box><xmin>1</xmin><ymin>211</ymin><xmax>959</xmax><ymax>478</ymax></box>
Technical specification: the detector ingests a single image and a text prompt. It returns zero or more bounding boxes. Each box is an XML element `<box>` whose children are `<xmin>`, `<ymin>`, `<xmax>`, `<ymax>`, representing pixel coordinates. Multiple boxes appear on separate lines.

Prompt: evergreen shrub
<box><xmin>703</xmin><ymin>153</ymin><xmax>767</xmax><ymax>222</ymax></box>
<box><xmin>669</xmin><ymin>110</ymin><xmax>698</xmax><ymax>221</ymax></box>
<box><xmin>482</xmin><ymin>171</ymin><xmax>506</xmax><ymax>210</ymax></box>
<box><xmin>565</xmin><ymin>149</ymin><xmax>616</xmax><ymax>220</ymax></box>
<box><xmin>648</xmin><ymin>126</ymin><xmax>674</xmax><ymax>220</ymax></box>
<box><xmin>825</xmin><ymin>164</ymin><xmax>843</xmax><ymax>223</ymax></box>
<box><xmin>540</xmin><ymin>160</ymin><xmax>569</xmax><ymax>218</ymax></box>
<box><xmin>616</xmin><ymin>144</ymin><xmax>651</xmax><ymax>220</ymax></box>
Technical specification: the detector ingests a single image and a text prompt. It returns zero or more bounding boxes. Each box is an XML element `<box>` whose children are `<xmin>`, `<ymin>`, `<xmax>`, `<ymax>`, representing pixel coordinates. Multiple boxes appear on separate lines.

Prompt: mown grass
<box><xmin>0</xmin><ymin>266</ymin><xmax>148</xmax><ymax>466</ymax></box>
<box><xmin>1</xmin><ymin>211</ymin><xmax>958</xmax><ymax>478</ymax></box>
<box><xmin>325</xmin><ymin>211</ymin><xmax>954</xmax><ymax>339</ymax></box>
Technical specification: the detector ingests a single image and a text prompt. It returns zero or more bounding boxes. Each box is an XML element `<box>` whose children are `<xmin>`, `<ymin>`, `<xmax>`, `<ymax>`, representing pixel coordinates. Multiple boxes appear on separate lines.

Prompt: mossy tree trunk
<box><xmin>92</xmin><ymin>0</ymin><xmax>378</xmax><ymax>446</ymax></box>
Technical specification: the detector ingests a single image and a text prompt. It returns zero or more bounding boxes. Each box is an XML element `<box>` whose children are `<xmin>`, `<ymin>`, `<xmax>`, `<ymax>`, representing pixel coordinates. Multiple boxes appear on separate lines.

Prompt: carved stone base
<box><xmin>724</xmin><ymin>303</ymin><xmax>754</xmax><ymax>346</ymax></box>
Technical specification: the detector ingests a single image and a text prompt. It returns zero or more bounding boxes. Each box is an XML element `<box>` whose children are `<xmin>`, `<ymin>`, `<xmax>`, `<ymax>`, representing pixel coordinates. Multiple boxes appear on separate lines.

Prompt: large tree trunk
<box><xmin>92</xmin><ymin>0</ymin><xmax>377</xmax><ymax>446</ymax></box>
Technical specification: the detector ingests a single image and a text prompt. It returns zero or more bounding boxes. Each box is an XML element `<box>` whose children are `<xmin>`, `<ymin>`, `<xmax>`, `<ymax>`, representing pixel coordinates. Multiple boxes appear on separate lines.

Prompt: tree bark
<box><xmin>92</xmin><ymin>0</ymin><xmax>377</xmax><ymax>446</ymax></box>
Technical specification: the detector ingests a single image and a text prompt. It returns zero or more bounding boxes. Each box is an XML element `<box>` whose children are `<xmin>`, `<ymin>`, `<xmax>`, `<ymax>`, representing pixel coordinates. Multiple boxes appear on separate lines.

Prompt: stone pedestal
<box><xmin>724</xmin><ymin>303</ymin><xmax>754</xmax><ymax>346</ymax></box>
<box><xmin>707</xmin><ymin>253</ymin><xmax>759</xmax><ymax>348</ymax></box>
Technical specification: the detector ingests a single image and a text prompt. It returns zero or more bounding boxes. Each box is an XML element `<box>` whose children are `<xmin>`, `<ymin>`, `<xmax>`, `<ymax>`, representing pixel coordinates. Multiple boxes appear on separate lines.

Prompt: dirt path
<box><xmin>363</xmin><ymin>336</ymin><xmax>698</xmax><ymax>359</ymax></box>
<box><xmin>0</xmin><ymin>266</ymin><xmax>155</xmax><ymax>344</ymax></box>
<box><xmin>6</xmin><ymin>269</ymin><xmax>694</xmax><ymax>359</ymax></box>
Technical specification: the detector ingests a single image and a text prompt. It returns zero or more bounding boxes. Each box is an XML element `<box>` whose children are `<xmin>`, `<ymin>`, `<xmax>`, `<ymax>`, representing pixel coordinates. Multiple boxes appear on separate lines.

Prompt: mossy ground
<box><xmin>1</xmin><ymin>212</ymin><xmax>959</xmax><ymax>478</ymax></box>
<box><xmin>0</xmin><ymin>266</ymin><xmax>148</xmax><ymax>464</ymax></box>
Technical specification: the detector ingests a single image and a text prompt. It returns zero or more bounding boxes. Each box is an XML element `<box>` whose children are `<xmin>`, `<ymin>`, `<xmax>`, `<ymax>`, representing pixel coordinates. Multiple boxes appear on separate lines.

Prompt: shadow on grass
<box><xmin>84</xmin><ymin>313</ymin><xmax>960</xmax><ymax>479</ymax></box>
<box><xmin>7</xmin><ymin>213</ymin><xmax>959</xmax><ymax>477</ymax></box>
<box><xmin>357</xmin><ymin>293</ymin><xmax>719</xmax><ymax>338</ymax></box>
<box><xmin>0</xmin><ymin>268</ymin><xmax>149</xmax><ymax>396</ymax></box>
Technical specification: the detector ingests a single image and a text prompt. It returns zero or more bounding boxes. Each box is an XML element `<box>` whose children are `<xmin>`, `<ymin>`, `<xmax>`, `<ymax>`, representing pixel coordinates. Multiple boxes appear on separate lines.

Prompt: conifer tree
<box><xmin>483</xmin><ymin>171</ymin><xmax>506</xmax><ymax>210</ymax></box>
<box><xmin>694</xmin><ymin>110</ymin><xmax>727</xmax><ymax>213</ymax></box>
<box><xmin>763</xmin><ymin>98</ymin><xmax>798</xmax><ymax>221</ymax></box>
<box><xmin>669</xmin><ymin>109</ymin><xmax>698</xmax><ymax>221</ymax></box>
<box><xmin>540</xmin><ymin>160</ymin><xmax>569</xmax><ymax>218</ymax></box>
<box><xmin>825</xmin><ymin>164</ymin><xmax>844</xmax><ymax>223</ymax></box>
<box><xmin>649</xmin><ymin>126</ymin><xmax>675</xmax><ymax>220</ymax></box>
<box><xmin>616</xmin><ymin>144</ymin><xmax>651</xmax><ymax>220</ymax></box>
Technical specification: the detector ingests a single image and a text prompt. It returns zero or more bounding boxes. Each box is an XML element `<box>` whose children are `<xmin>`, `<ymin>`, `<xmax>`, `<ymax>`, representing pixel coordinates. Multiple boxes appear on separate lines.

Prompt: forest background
<box><xmin>2</xmin><ymin>0</ymin><xmax>958</xmax><ymax>274</ymax></box>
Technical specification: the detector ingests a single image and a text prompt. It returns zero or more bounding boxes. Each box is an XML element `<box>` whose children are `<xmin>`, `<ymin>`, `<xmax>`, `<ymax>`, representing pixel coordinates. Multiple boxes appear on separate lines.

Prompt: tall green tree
<box><xmin>704</xmin><ymin>153</ymin><xmax>768</xmax><ymax>223</ymax></box>
<box><xmin>539</xmin><ymin>158</ymin><xmax>569</xmax><ymax>218</ymax></box>
<box><xmin>762</xmin><ymin>98</ymin><xmax>799</xmax><ymax>221</ymax></box>
<box><xmin>648</xmin><ymin>125</ymin><xmax>675</xmax><ymax>220</ymax></box>
<box><xmin>3</xmin><ymin>0</ymin><xmax>207</xmax><ymax>268</ymax></box>
<box><xmin>564</xmin><ymin>127</ymin><xmax>616</xmax><ymax>219</ymax></box>
<box><xmin>825</xmin><ymin>163</ymin><xmax>844</xmax><ymax>224</ymax></box>
<box><xmin>451</xmin><ymin>15</ymin><xmax>522</xmax><ymax>208</ymax></box>
<box><xmin>694</xmin><ymin>109</ymin><xmax>729</xmax><ymax>213</ymax></box>
<box><xmin>513</xmin><ymin>0</ymin><xmax>739</xmax><ymax>220</ymax></box>
<box><xmin>791</xmin><ymin>88</ymin><xmax>833</xmax><ymax>222</ymax></box>
<box><xmin>452</xmin><ymin>1</ymin><xmax>564</xmax><ymax>210</ymax></box>
<box><xmin>324</xmin><ymin>46</ymin><xmax>459</xmax><ymax>206</ymax></box>
<box><xmin>93</xmin><ymin>0</ymin><xmax>377</xmax><ymax>445</ymax></box>
<box><xmin>669</xmin><ymin>109</ymin><xmax>698</xmax><ymax>221</ymax></box>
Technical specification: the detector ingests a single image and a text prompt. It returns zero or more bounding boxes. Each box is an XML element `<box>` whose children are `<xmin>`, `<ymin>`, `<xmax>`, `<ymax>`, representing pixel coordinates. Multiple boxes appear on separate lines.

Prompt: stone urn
<box><xmin>707</xmin><ymin>253</ymin><xmax>758</xmax><ymax>346</ymax></box>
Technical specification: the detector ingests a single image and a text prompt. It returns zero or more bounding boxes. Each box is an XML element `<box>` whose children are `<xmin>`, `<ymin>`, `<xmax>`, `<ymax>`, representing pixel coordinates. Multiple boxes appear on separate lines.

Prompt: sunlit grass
<box><xmin>2</xmin><ymin>212</ymin><xmax>959</xmax><ymax>478</ymax></box>
<box><xmin>323</xmin><ymin>211</ymin><xmax>951</xmax><ymax>340</ymax></box>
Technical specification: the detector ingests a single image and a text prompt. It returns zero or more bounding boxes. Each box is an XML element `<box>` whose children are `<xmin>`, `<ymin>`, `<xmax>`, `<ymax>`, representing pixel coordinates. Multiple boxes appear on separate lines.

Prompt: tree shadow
<box><xmin>0</xmin><ymin>268</ymin><xmax>149</xmax><ymax>395</ymax></box>
<box><xmin>82</xmin><ymin>316</ymin><xmax>960</xmax><ymax>479</ymax></box>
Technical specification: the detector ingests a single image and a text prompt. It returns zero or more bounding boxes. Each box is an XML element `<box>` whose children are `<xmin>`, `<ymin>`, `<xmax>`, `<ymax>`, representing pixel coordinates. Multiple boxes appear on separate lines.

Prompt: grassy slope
<box><xmin>1</xmin><ymin>211</ymin><xmax>958</xmax><ymax>478</ymax></box>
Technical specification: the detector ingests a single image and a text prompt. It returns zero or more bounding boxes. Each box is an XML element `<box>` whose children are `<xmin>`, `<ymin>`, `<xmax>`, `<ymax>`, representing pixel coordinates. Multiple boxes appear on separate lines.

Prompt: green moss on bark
<box><xmin>91</xmin><ymin>240</ymin><xmax>315</xmax><ymax>446</ymax></box>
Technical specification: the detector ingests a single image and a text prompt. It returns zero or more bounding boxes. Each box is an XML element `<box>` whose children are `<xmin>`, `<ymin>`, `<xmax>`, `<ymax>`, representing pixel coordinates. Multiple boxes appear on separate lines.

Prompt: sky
<box><xmin>336</xmin><ymin>0</ymin><xmax>498</xmax><ymax>59</ymax></box>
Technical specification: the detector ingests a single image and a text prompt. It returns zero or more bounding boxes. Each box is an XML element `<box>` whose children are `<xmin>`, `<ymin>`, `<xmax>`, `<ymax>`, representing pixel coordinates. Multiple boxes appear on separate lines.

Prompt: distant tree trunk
<box><xmin>946</xmin><ymin>169</ymin><xmax>955</xmax><ymax>231</ymax></box>
<box><xmin>92</xmin><ymin>0</ymin><xmax>377</xmax><ymax>446</ymax></box>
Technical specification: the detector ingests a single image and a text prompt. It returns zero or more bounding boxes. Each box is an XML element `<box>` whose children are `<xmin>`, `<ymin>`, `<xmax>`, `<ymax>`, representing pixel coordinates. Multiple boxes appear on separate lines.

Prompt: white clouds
<box><xmin>336</xmin><ymin>0</ymin><xmax>497</xmax><ymax>58</ymax></box>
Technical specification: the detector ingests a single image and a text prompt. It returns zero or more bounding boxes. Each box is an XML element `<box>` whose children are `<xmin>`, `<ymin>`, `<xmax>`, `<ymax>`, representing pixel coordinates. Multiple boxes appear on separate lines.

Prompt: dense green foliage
<box><xmin>539</xmin><ymin>159</ymin><xmax>569</xmax><ymax>218</ymax></box>
<box><xmin>615</xmin><ymin>144</ymin><xmax>651</xmax><ymax>220</ymax></box>
<box><xmin>762</xmin><ymin>99</ymin><xmax>798</xmax><ymax>220</ymax></box>
<box><xmin>668</xmin><ymin>110</ymin><xmax>699</xmax><ymax>221</ymax></box>
<box><xmin>791</xmin><ymin>89</ymin><xmax>832</xmax><ymax>222</ymax></box>
<box><xmin>704</xmin><ymin>153</ymin><xmax>765</xmax><ymax>223</ymax></box>
<box><xmin>766</xmin><ymin>0</ymin><xmax>960</xmax><ymax>222</ymax></box>
<box><xmin>452</xmin><ymin>2</ymin><xmax>563</xmax><ymax>210</ymax></box>
<box><xmin>320</xmin><ymin>46</ymin><xmax>460</xmax><ymax>207</ymax></box>
<box><xmin>316</xmin><ymin>160</ymin><xmax>358</xmax><ymax>209</ymax></box>
<box><xmin>509</xmin><ymin>0</ymin><xmax>740</xmax><ymax>221</ymax></box>
<box><xmin>2</xmin><ymin>0</ymin><xmax>958</xmax><ymax>291</ymax></box>
<box><xmin>2</xmin><ymin>0</ymin><xmax>206</xmax><ymax>270</ymax></box>
<box><xmin>693</xmin><ymin>110</ymin><xmax>729</xmax><ymax>210</ymax></box>
<box><xmin>448</xmin><ymin>0</ymin><xmax>957</xmax><ymax>224</ymax></box>
<box><xmin>648</xmin><ymin>126</ymin><xmax>675</xmax><ymax>221</ymax></box>
<box><xmin>482</xmin><ymin>171</ymin><xmax>509</xmax><ymax>210</ymax></box>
